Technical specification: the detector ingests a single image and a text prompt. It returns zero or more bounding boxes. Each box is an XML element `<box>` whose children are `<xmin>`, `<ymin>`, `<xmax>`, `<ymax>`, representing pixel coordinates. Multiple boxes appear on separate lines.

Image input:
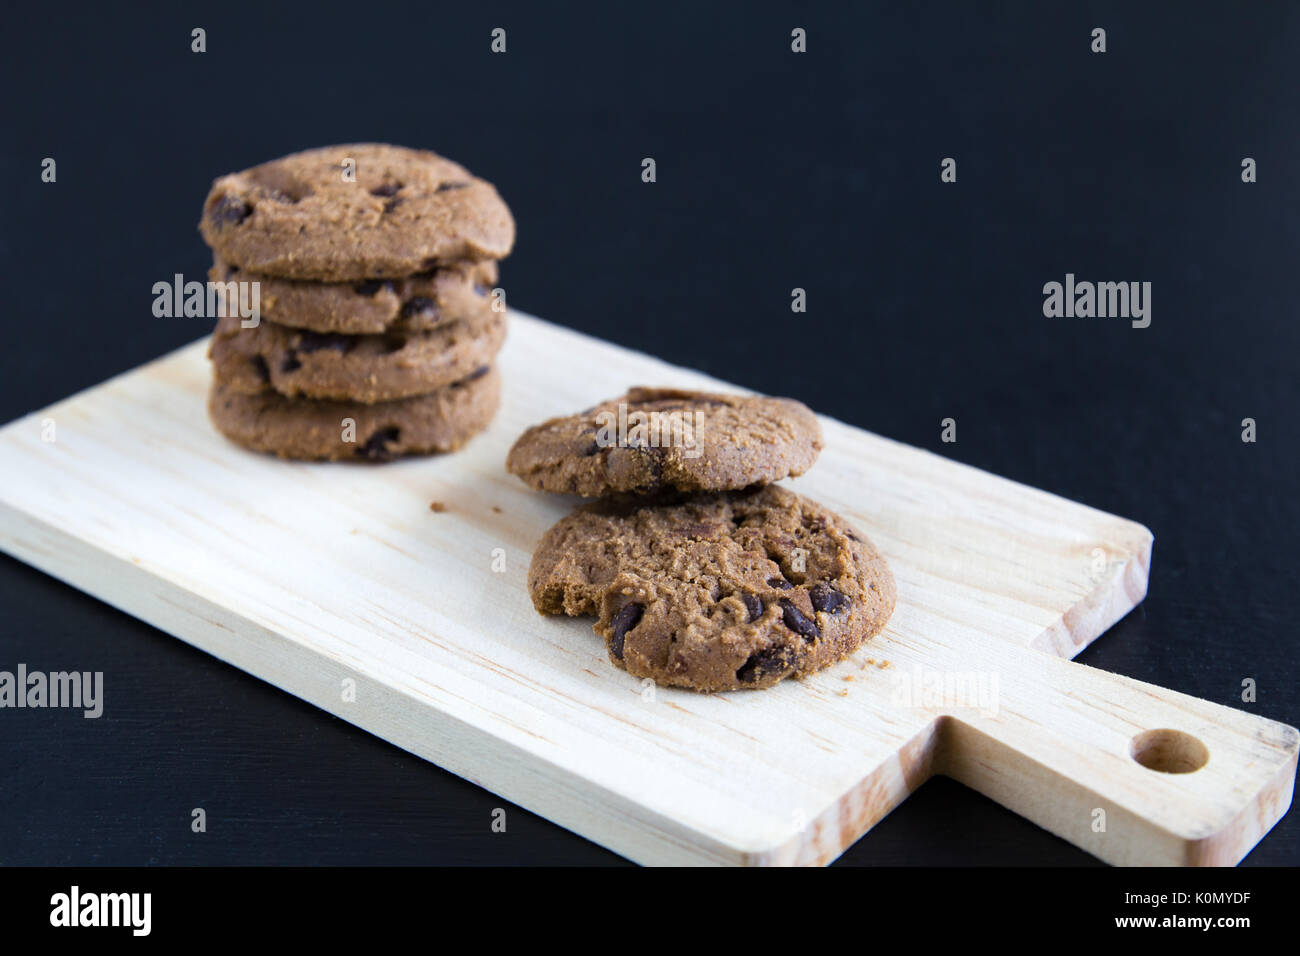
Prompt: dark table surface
<box><xmin>2</xmin><ymin>1</ymin><xmax>1297</xmax><ymax>865</ymax></box>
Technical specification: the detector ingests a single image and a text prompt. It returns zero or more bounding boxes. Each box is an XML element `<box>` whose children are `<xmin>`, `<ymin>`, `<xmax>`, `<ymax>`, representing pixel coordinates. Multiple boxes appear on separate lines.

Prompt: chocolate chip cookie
<box><xmin>209</xmin><ymin>366</ymin><xmax>499</xmax><ymax>461</ymax></box>
<box><xmin>209</xmin><ymin>256</ymin><xmax>498</xmax><ymax>335</ymax></box>
<box><xmin>506</xmin><ymin>388</ymin><xmax>824</xmax><ymax>497</ymax></box>
<box><xmin>199</xmin><ymin>144</ymin><xmax>515</xmax><ymax>280</ymax></box>
<box><xmin>209</xmin><ymin>310</ymin><xmax>506</xmax><ymax>404</ymax></box>
<box><xmin>528</xmin><ymin>485</ymin><xmax>895</xmax><ymax>691</ymax></box>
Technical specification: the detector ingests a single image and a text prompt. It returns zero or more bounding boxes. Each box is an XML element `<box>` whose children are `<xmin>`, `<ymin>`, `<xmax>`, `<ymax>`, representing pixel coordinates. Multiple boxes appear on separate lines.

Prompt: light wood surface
<box><xmin>0</xmin><ymin>311</ymin><xmax>1294</xmax><ymax>865</ymax></box>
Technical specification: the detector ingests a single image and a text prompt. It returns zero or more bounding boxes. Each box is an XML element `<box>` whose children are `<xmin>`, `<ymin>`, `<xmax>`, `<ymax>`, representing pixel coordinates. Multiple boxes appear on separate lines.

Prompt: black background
<box><xmin>2</xmin><ymin>1</ymin><xmax>1297</xmax><ymax>866</ymax></box>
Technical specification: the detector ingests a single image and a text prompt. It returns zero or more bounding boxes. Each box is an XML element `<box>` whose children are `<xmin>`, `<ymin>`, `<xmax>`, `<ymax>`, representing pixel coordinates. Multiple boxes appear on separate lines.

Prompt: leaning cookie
<box><xmin>210</xmin><ymin>256</ymin><xmax>498</xmax><ymax>336</ymax></box>
<box><xmin>506</xmin><ymin>387</ymin><xmax>824</xmax><ymax>496</ymax></box>
<box><xmin>208</xmin><ymin>366</ymin><xmax>499</xmax><ymax>461</ymax></box>
<box><xmin>209</xmin><ymin>311</ymin><xmax>506</xmax><ymax>403</ymax></box>
<box><xmin>527</xmin><ymin>485</ymin><xmax>895</xmax><ymax>691</ymax></box>
<box><xmin>199</xmin><ymin>143</ymin><xmax>515</xmax><ymax>281</ymax></box>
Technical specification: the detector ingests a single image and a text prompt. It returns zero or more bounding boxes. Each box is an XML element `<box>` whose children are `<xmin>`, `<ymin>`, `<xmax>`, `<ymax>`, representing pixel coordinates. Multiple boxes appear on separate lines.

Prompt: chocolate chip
<box><xmin>780</xmin><ymin>599</ymin><xmax>820</xmax><ymax>641</ymax></box>
<box><xmin>381</xmin><ymin>335</ymin><xmax>407</xmax><ymax>354</ymax></box>
<box><xmin>631</xmin><ymin>445</ymin><xmax>666</xmax><ymax>488</ymax></box>
<box><xmin>383</xmin><ymin>197</ymin><xmax>403</xmax><ymax>213</ymax></box>
<box><xmin>245</xmin><ymin>167</ymin><xmax>312</xmax><ymax>202</ymax></box>
<box><xmin>209</xmin><ymin>195</ymin><xmax>251</xmax><ymax>226</ymax></box>
<box><xmin>369</xmin><ymin>182</ymin><xmax>402</xmax><ymax>197</ymax></box>
<box><xmin>400</xmin><ymin>297</ymin><xmax>437</xmax><ymax>319</ymax></box>
<box><xmin>767</xmin><ymin>576</ymin><xmax>793</xmax><ymax>590</ymax></box>
<box><xmin>249</xmin><ymin>355</ymin><xmax>270</xmax><ymax>383</ymax></box>
<box><xmin>297</xmin><ymin>331</ymin><xmax>354</xmax><ymax>354</ymax></box>
<box><xmin>450</xmin><ymin>366</ymin><xmax>491</xmax><ymax>390</ymax></box>
<box><xmin>736</xmin><ymin>646</ymin><xmax>790</xmax><ymax>684</ymax></box>
<box><xmin>356</xmin><ymin>427</ymin><xmax>401</xmax><ymax>461</ymax></box>
<box><xmin>281</xmin><ymin>355</ymin><xmax>302</xmax><ymax>372</ymax></box>
<box><xmin>810</xmin><ymin>583</ymin><xmax>851</xmax><ymax>615</ymax></box>
<box><xmin>353</xmin><ymin>280</ymin><xmax>392</xmax><ymax>299</ymax></box>
<box><xmin>582</xmin><ymin>440</ymin><xmax>601</xmax><ymax>456</ymax></box>
<box><xmin>436</xmin><ymin>181</ymin><xmax>470</xmax><ymax>192</ymax></box>
<box><xmin>609</xmin><ymin>602</ymin><xmax>644</xmax><ymax>660</ymax></box>
<box><xmin>741</xmin><ymin>592</ymin><xmax>763</xmax><ymax>622</ymax></box>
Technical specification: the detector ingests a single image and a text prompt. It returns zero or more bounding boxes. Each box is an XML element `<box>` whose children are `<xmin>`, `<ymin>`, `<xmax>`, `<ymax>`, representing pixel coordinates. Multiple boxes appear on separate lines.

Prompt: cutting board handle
<box><xmin>934</xmin><ymin>648</ymin><xmax>1298</xmax><ymax>865</ymax></box>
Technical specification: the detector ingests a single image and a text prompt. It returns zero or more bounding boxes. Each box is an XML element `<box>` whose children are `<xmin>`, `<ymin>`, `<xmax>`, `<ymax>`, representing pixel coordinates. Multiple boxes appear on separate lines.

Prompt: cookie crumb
<box><xmin>491</xmin><ymin>505</ymin><xmax>502</xmax><ymax>514</ymax></box>
<box><xmin>429</xmin><ymin>501</ymin><xmax>447</xmax><ymax>513</ymax></box>
<box><xmin>877</xmin><ymin>660</ymin><xmax>891</xmax><ymax>669</ymax></box>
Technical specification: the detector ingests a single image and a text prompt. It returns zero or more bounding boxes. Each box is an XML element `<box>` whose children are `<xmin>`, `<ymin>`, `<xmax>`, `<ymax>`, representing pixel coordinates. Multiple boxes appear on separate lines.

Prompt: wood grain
<box><xmin>0</xmin><ymin>311</ymin><xmax>1293</xmax><ymax>865</ymax></box>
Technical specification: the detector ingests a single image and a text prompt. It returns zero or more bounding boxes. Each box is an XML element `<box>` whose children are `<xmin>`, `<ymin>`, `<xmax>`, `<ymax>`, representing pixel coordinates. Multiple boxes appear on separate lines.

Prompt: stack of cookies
<box><xmin>198</xmin><ymin>144</ymin><xmax>514</xmax><ymax>461</ymax></box>
<box><xmin>506</xmin><ymin>388</ymin><xmax>897</xmax><ymax>691</ymax></box>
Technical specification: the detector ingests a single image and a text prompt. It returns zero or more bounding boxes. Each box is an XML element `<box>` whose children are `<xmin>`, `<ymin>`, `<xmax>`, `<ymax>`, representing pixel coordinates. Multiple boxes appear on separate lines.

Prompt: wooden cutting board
<box><xmin>0</xmin><ymin>311</ymin><xmax>1294</xmax><ymax>866</ymax></box>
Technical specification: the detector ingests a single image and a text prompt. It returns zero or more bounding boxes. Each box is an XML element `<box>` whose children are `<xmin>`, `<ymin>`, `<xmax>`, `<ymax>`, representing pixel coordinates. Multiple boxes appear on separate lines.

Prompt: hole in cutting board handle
<box><xmin>1129</xmin><ymin>728</ymin><xmax>1210</xmax><ymax>774</ymax></box>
